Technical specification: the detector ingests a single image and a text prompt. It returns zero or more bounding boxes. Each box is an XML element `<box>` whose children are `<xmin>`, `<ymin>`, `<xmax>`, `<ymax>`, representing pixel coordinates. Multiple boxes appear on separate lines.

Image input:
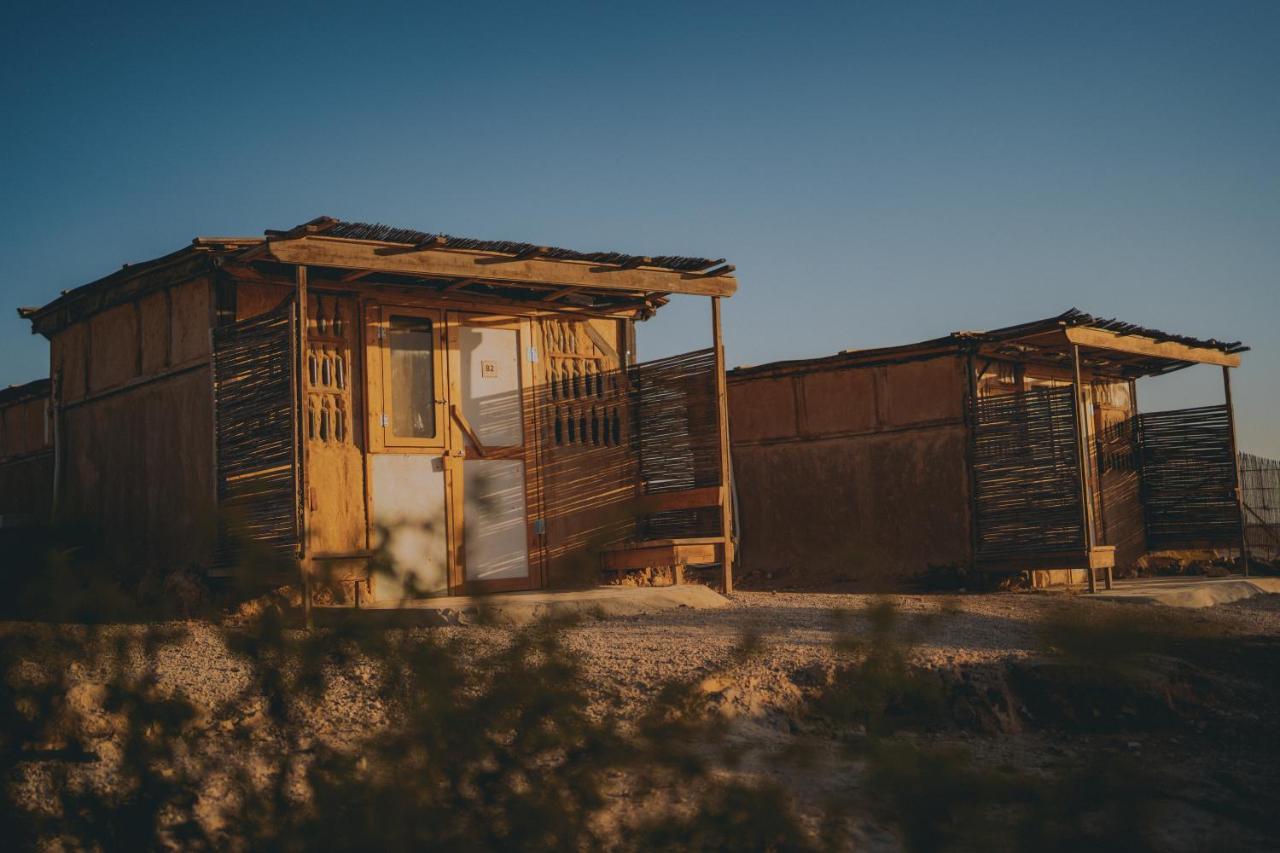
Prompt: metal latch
<box><xmin>533</xmin><ymin>518</ymin><xmax>546</xmax><ymax>535</ymax></box>
<box><xmin>380</xmin><ymin>414</ymin><xmax>389</xmax><ymax>428</ymax></box>
<box><xmin>528</xmin><ymin>346</ymin><xmax>538</xmax><ymax>363</ymax></box>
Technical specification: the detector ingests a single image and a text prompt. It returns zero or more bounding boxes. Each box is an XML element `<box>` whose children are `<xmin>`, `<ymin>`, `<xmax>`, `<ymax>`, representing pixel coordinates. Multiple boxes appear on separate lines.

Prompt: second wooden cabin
<box><xmin>728</xmin><ymin>310</ymin><xmax>1249</xmax><ymax>589</ymax></box>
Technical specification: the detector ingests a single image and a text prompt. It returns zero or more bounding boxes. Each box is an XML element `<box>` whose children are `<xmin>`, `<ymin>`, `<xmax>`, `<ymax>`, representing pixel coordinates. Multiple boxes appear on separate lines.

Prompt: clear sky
<box><xmin>2</xmin><ymin>1</ymin><xmax>1276</xmax><ymax>454</ymax></box>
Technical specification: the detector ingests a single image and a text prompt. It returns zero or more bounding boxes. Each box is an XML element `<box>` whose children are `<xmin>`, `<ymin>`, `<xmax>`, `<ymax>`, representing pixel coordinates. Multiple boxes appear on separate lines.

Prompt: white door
<box><xmin>449</xmin><ymin>314</ymin><xmax>536</xmax><ymax>592</ymax></box>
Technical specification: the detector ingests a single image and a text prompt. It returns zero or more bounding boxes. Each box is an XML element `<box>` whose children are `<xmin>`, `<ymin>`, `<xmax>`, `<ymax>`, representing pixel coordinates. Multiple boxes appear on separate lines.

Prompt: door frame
<box><xmin>445</xmin><ymin>310</ymin><xmax>545</xmax><ymax>594</ymax></box>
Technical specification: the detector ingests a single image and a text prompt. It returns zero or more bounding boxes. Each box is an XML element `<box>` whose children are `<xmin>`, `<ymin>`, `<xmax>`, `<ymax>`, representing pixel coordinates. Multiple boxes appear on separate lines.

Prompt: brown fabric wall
<box><xmin>50</xmin><ymin>275</ymin><xmax>216</xmax><ymax>568</ymax></box>
<box><xmin>729</xmin><ymin>354</ymin><xmax>971</xmax><ymax>589</ymax></box>
<box><xmin>0</xmin><ymin>454</ymin><xmax>53</xmax><ymax>518</ymax></box>
<box><xmin>61</xmin><ymin>368</ymin><xmax>215</xmax><ymax>568</ymax></box>
<box><xmin>0</xmin><ymin>394</ymin><xmax>53</xmax><ymax>519</ymax></box>
<box><xmin>0</xmin><ymin>397</ymin><xmax>49</xmax><ymax>459</ymax></box>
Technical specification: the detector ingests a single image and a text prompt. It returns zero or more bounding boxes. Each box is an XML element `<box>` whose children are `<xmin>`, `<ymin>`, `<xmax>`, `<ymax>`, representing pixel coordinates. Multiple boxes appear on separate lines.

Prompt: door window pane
<box><xmin>389</xmin><ymin>316</ymin><xmax>435</xmax><ymax>439</ymax></box>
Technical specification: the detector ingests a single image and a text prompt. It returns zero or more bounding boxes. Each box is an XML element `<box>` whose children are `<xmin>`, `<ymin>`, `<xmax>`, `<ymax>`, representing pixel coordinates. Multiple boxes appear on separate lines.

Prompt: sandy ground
<box><xmin>4</xmin><ymin>590</ymin><xmax>1279</xmax><ymax>849</ymax></box>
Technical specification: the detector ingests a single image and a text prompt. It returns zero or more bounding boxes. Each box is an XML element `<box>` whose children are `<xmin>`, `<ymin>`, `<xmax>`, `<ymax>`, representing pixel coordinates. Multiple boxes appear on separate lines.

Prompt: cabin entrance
<box><xmin>447</xmin><ymin>313</ymin><xmax>539</xmax><ymax>593</ymax></box>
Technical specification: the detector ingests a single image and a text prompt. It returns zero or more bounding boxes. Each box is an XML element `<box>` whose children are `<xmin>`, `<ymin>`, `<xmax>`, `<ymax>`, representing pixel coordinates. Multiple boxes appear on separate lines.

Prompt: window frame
<box><xmin>375</xmin><ymin>305</ymin><xmax>448</xmax><ymax>451</ymax></box>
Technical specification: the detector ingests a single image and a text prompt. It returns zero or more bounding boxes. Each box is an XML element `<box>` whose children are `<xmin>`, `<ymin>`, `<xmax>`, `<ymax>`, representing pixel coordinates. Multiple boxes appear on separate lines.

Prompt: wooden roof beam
<box><xmin>262</xmin><ymin>236</ymin><xmax>737</xmax><ymax>297</ymax></box>
<box><xmin>541</xmin><ymin>285</ymin><xmax>578</xmax><ymax>302</ymax></box>
<box><xmin>1064</xmin><ymin>326</ymin><xmax>1241</xmax><ymax>368</ymax></box>
<box><xmin>443</xmin><ymin>277</ymin><xmax>481</xmax><ymax>292</ymax></box>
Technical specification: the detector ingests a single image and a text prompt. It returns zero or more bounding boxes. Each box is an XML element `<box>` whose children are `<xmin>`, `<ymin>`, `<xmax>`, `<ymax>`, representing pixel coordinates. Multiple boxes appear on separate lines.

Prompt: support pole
<box><xmin>1223</xmin><ymin>366</ymin><xmax>1249</xmax><ymax>578</ymax></box>
<box><xmin>711</xmin><ymin>296</ymin><xmax>735</xmax><ymax>594</ymax></box>
<box><xmin>1072</xmin><ymin>345</ymin><xmax>1098</xmax><ymax>593</ymax></box>
<box><xmin>963</xmin><ymin>350</ymin><xmax>981</xmax><ymax>572</ymax></box>
<box><xmin>296</xmin><ymin>264</ymin><xmax>313</xmax><ymax>628</ymax></box>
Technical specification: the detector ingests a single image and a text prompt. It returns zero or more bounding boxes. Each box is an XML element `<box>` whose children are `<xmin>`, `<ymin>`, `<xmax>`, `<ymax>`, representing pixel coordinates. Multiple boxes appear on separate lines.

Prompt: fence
<box><xmin>1240</xmin><ymin>452</ymin><xmax>1280</xmax><ymax>560</ymax></box>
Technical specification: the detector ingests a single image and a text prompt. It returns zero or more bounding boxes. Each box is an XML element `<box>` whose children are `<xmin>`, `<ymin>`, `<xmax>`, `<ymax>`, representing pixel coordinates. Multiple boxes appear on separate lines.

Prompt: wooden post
<box><xmin>1223</xmin><ymin>366</ymin><xmax>1249</xmax><ymax>578</ymax></box>
<box><xmin>1071</xmin><ymin>345</ymin><xmax>1098</xmax><ymax>593</ymax></box>
<box><xmin>49</xmin><ymin>367</ymin><xmax>62</xmax><ymax>523</ymax></box>
<box><xmin>963</xmin><ymin>351</ymin><xmax>982</xmax><ymax>572</ymax></box>
<box><xmin>711</xmin><ymin>296</ymin><xmax>735</xmax><ymax>594</ymax></box>
<box><xmin>296</xmin><ymin>264</ymin><xmax>313</xmax><ymax>628</ymax></box>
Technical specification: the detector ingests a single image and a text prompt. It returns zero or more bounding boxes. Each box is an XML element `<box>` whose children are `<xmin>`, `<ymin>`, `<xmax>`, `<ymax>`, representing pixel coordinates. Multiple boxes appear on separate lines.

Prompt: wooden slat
<box><xmin>601</xmin><ymin>542</ymin><xmax>721</xmax><ymax>571</ymax></box>
<box><xmin>1064</xmin><ymin>326</ymin><xmax>1241</xmax><ymax>368</ymax></box>
<box><xmin>633</xmin><ymin>486</ymin><xmax>723</xmax><ymax>513</ymax></box>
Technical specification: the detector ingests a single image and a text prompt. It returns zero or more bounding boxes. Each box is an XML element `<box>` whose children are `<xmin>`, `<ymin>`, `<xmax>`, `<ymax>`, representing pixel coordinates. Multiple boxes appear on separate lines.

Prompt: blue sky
<box><xmin>2</xmin><ymin>1</ymin><xmax>1276</xmax><ymax>453</ymax></box>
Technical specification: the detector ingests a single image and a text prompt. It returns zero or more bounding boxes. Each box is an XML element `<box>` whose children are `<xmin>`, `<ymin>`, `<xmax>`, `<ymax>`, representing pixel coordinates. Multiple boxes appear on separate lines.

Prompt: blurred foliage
<box><xmin>1</xmin><ymin>524</ymin><xmax>1277</xmax><ymax>850</ymax></box>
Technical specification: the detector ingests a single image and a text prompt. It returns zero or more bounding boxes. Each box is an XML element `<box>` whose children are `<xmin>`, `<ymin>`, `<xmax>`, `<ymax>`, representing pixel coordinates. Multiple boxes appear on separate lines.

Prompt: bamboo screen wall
<box><xmin>972</xmin><ymin>385</ymin><xmax>1085</xmax><ymax>560</ymax></box>
<box><xmin>212</xmin><ymin>301</ymin><xmax>300</xmax><ymax>561</ymax></box>
<box><xmin>1136</xmin><ymin>405</ymin><xmax>1240</xmax><ymax>550</ymax></box>
<box><xmin>630</xmin><ymin>347</ymin><xmax>722</xmax><ymax>539</ymax></box>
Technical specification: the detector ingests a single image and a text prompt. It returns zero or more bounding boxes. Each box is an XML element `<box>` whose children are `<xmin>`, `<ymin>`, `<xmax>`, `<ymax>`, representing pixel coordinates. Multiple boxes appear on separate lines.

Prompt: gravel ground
<box><xmin>4</xmin><ymin>590</ymin><xmax>1279</xmax><ymax>849</ymax></box>
<box><xmin>11</xmin><ymin>590</ymin><xmax>1280</xmax><ymax>728</ymax></box>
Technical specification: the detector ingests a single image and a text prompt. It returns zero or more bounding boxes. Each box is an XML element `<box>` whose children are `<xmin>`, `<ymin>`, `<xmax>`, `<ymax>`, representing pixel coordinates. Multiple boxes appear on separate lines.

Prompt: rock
<box><xmin>698</xmin><ymin>676</ymin><xmax>729</xmax><ymax>695</ymax></box>
<box><xmin>789</xmin><ymin>661</ymin><xmax>833</xmax><ymax>688</ymax></box>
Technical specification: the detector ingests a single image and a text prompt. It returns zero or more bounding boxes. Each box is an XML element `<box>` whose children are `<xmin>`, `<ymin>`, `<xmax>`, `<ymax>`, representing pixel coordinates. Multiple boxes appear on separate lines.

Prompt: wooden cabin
<box><xmin>728</xmin><ymin>310</ymin><xmax>1249</xmax><ymax>590</ymax></box>
<box><xmin>17</xmin><ymin>217</ymin><xmax>738</xmax><ymax>602</ymax></box>
<box><xmin>0</xmin><ymin>379</ymin><xmax>53</xmax><ymax>526</ymax></box>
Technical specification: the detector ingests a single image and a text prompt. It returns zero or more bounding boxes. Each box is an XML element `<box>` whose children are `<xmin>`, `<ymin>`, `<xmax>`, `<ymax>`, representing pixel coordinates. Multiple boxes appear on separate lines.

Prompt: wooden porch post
<box><xmin>296</xmin><ymin>264</ymin><xmax>313</xmax><ymax>627</ymax></box>
<box><xmin>1223</xmin><ymin>366</ymin><xmax>1250</xmax><ymax>578</ymax></box>
<box><xmin>711</xmin><ymin>296</ymin><xmax>735</xmax><ymax>594</ymax></box>
<box><xmin>1071</xmin><ymin>345</ymin><xmax>1099</xmax><ymax>593</ymax></box>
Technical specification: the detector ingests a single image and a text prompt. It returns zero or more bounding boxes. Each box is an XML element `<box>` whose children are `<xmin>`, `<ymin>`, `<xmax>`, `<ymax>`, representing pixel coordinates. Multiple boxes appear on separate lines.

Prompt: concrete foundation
<box><xmin>316</xmin><ymin>584</ymin><xmax>731</xmax><ymax>627</ymax></box>
<box><xmin>1083</xmin><ymin>575</ymin><xmax>1280</xmax><ymax>608</ymax></box>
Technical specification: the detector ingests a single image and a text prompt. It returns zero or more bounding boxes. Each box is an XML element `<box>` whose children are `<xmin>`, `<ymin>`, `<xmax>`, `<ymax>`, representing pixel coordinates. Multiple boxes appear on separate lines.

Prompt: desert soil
<box><xmin>4</xmin><ymin>590</ymin><xmax>1279</xmax><ymax>850</ymax></box>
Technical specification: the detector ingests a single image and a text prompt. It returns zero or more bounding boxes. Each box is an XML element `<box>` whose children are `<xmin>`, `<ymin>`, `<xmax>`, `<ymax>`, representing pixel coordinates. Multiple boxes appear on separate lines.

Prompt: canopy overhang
<box><xmin>258</xmin><ymin>235</ymin><xmax>737</xmax><ymax>299</ymax></box>
<box><xmin>973</xmin><ymin>323</ymin><xmax>1243</xmax><ymax>378</ymax></box>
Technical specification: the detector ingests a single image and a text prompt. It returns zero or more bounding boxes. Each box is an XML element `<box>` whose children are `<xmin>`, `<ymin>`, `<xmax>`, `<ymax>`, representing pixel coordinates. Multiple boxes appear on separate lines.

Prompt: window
<box><xmin>388</xmin><ymin>315</ymin><xmax>436</xmax><ymax>439</ymax></box>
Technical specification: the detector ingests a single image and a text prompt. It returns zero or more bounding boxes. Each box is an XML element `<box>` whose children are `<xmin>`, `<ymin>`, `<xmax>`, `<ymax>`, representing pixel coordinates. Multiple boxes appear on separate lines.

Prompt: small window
<box><xmin>388</xmin><ymin>316</ymin><xmax>436</xmax><ymax>439</ymax></box>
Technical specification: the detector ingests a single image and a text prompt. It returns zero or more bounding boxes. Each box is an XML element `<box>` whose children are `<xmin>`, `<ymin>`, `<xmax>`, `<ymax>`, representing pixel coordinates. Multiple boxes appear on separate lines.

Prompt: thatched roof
<box><xmin>0</xmin><ymin>378</ymin><xmax>51</xmax><ymax>408</ymax></box>
<box><xmin>731</xmin><ymin>308</ymin><xmax>1247</xmax><ymax>380</ymax></box>
<box><xmin>970</xmin><ymin>309</ymin><xmax>1246</xmax><ymax>355</ymax></box>
<box><xmin>291</xmin><ymin>217</ymin><xmax>725</xmax><ymax>273</ymax></box>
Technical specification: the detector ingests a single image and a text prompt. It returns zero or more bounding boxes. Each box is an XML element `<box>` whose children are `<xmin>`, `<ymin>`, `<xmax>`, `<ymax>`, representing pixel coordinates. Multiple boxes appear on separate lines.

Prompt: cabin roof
<box><xmin>302</xmin><ymin>218</ymin><xmax>724</xmax><ymax>273</ymax></box>
<box><xmin>731</xmin><ymin>309</ymin><xmax>1247</xmax><ymax>381</ymax></box>
<box><xmin>19</xmin><ymin>216</ymin><xmax>737</xmax><ymax>337</ymax></box>
<box><xmin>0</xmin><ymin>378</ymin><xmax>51</xmax><ymax>408</ymax></box>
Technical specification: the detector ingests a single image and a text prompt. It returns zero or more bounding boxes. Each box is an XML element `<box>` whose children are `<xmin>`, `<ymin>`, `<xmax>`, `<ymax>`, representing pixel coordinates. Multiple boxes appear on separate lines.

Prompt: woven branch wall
<box><xmin>972</xmin><ymin>386</ymin><xmax>1085</xmax><ymax>559</ymax></box>
<box><xmin>1137</xmin><ymin>405</ymin><xmax>1240</xmax><ymax>550</ymax></box>
<box><xmin>212</xmin><ymin>301</ymin><xmax>299</xmax><ymax>561</ymax></box>
<box><xmin>630</xmin><ymin>347</ymin><xmax>722</xmax><ymax>539</ymax></box>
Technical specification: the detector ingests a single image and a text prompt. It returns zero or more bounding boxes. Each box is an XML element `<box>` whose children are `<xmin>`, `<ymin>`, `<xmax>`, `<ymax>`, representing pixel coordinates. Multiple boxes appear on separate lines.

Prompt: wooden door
<box><xmin>365</xmin><ymin>305</ymin><xmax>451</xmax><ymax>599</ymax></box>
<box><xmin>447</xmin><ymin>313</ymin><xmax>541</xmax><ymax>593</ymax></box>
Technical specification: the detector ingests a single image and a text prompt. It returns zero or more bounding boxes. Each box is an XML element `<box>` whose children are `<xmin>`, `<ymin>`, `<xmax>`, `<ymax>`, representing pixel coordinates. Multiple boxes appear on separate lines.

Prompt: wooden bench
<box><xmin>599</xmin><ymin>486</ymin><xmax>731</xmax><ymax>590</ymax></box>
